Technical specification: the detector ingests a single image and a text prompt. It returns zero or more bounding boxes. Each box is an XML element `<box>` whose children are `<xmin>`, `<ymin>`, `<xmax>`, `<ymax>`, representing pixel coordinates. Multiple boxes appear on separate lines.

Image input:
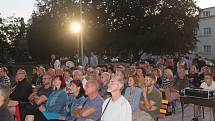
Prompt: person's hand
<box><xmin>39</xmin><ymin>105</ymin><xmax>46</xmax><ymax>112</ymax></box>
<box><xmin>86</xmin><ymin>119</ymin><xmax>94</xmax><ymax>121</ymax></box>
<box><xmin>58</xmin><ymin>116</ymin><xmax>65</xmax><ymax>120</ymax></box>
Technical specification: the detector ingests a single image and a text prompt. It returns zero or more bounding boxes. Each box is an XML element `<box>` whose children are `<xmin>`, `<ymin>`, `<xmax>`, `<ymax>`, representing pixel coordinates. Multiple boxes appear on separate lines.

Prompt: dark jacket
<box><xmin>0</xmin><ymin>106</ymin><xmax>14</xmax><ymax>121</ymax></box>
<box><xmin>10</xmin><ymin>79</ymin><xmax>32</xmax><ymax>102</ymax></box>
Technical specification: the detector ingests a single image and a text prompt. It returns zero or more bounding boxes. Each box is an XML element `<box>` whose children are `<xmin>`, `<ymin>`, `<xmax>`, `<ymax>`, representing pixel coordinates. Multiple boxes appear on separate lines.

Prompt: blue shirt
<box><xmin>45</xmin><ymin>89</ymin><xmax>68</xmax><ymax>114</ymax></box>
<box><xmin>65</xmin><ymin>95</ymin><xmax>86</xmax><ymax>121</ymax></box>
<box><xmin>124</xmin><ymin>87</ymin><xmax>142</xmax><ymax>112</ymax></box>
<box><xmin>76</xmin><ymin>95</ymin><xmax>104</xmax><ymax>121</ymax></box>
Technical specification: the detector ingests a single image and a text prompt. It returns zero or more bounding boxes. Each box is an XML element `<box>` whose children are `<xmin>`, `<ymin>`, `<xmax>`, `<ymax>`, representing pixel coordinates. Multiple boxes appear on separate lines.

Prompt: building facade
<box><xmin>196</xmin><ymin>7</ymin><xmax>215</xmax><ymax>59</ymax></box>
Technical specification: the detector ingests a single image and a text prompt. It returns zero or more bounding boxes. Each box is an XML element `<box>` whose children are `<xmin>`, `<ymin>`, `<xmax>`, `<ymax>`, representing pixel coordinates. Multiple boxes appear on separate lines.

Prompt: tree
<box><xmin>0</xmin><ymin>15</ymin><xmax>24</xmax><ymax>63</ymax></box>
<box><xmin>27</xmin><ymin>0</ymin><xmax>199</xmax><ymax>60</ymax></box>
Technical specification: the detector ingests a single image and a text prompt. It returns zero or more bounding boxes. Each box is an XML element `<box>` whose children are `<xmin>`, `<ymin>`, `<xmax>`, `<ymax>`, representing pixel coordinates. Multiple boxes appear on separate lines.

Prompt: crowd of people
<box><xmin>0</xmin><ymin>52</ymin><xmax>214</xmax><ymax>121</ymax></box>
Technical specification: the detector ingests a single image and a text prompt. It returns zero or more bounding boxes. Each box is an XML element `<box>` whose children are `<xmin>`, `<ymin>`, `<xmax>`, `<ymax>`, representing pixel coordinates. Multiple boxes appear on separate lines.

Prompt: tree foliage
<box><xmin>0</xmin><ymin>15</ymin><xmax>24</xmax><ymax>62</ymax></box>
<box><xmin>27</xmin><ymin>0</ymin><xmax>199</xmax><ymax>59</ymax></box>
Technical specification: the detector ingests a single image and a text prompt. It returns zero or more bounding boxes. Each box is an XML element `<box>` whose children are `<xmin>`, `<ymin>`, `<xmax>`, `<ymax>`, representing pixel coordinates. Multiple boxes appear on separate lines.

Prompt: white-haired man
<box><xmin>101</xmin><ymin>75</ymin><xmax>132</xmax><ymax>121</ymax></box>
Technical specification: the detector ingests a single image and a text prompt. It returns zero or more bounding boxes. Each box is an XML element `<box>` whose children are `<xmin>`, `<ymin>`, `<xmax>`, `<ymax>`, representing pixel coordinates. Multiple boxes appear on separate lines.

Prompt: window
<box><xmin>203</xmin><ymin>11</ymin><xmax>210</xmax><ymax>17</ymax></box>
<box><xmin>203</xmin><ymin>45</ymin><xmax>211</xmax><ymax>53</ymax></box>
<box><xmin>203</xmin><ymin>27</ymin><xmax>211</xmax><ymax>36</ymax></box>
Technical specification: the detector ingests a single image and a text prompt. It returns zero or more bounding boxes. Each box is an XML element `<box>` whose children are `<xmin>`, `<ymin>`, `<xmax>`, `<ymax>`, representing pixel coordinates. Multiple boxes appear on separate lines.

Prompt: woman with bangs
<box><xmin>65</xmin><ymin>80</ymin><xmax>86</xmax><ymax>121</ymax></box>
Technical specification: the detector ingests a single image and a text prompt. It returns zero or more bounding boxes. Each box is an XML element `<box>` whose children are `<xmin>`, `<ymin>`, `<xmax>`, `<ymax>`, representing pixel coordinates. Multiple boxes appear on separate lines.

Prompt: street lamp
<box><xmin>70</xmin><ymin>23</ymin><xmax>81</xmax><ymax>63</ymax></box>
<box><xmin>70</xmin><ymin>23</ymin><xmax>81</xmax><ymax>33</ymax></box>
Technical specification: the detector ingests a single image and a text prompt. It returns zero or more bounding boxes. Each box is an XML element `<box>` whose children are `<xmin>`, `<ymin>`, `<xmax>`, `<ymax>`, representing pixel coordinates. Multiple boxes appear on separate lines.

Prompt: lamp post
<box><xmin>80</xmin><ymin>0</ymin><xmax>84</xmax><ymax>66</ymax></box>
<box><xmin>70</xmin><ymin>23</ymin><xmax>81</xmax><ymax>63</ymax></box>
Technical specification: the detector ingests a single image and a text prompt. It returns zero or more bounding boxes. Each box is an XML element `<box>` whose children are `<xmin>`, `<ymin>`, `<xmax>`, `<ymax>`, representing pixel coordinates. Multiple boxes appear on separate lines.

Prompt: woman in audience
<box><xmin>34</xmin><ymin>76</ymin><xmax>67</xmax><ymax>121</ymax></box>
<box><xmin>160</xmin><ymin>68</ymin><xmax>175</xmax><ymax>101</ymax></box>
<box><xmin>124</xmin><ymin>75</ymin><xmax>142</xmax><ymax>112</ymax></box>
<box><xmin>65</xmin><ymin>80</ymin><xmax>86</xmax><ymax>121</ymax></box>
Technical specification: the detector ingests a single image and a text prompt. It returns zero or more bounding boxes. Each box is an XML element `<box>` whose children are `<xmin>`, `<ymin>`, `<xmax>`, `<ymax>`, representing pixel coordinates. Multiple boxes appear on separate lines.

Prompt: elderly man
<box><xmin>73</xmin><ymin>81</ymin><xmax>104</xmax><ymax>121</ymax></box>
<box><xmin>101</xmin><ymin>74</ymin><xmax>132</xmax><ymax>121</ymax></box>
<box><xmin>0</xmin><ymin>85</ymin><xmax>14</xmax><ymax>121</ymax></box>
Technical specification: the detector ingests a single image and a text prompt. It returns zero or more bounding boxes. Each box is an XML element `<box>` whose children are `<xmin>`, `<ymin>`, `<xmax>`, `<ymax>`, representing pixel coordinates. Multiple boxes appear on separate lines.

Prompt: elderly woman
<box><xmin>34</xmin><ymin>76</ymin><xmax>67</xmax><ymax>121</ymax></box>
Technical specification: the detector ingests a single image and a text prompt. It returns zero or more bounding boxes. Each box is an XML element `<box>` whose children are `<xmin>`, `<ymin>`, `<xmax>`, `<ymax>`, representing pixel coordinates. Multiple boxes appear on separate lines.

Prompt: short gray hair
<box><xmin>0</xmin><ymin>85</ymin><xmax>10</xmax><ymax>106</ymax></box>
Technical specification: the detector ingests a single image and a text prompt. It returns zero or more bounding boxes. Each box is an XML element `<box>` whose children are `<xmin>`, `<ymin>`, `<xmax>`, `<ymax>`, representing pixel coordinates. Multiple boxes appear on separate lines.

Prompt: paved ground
<box><xmin>159</xmin><ymin>104</ymin><xmax>214</xmax><ymax>121</ymax></box>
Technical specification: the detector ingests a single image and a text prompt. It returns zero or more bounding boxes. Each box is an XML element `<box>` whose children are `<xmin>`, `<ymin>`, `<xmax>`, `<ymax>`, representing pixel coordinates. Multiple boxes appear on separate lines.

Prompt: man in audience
<box><xmin>0</xmin><ymin>67</ymin><xmax>11</xmax><ymax>87</ymax></box>
<box><xmin>101</xmin><ymin>75</ymin><xmax>132</xmax><ymax>121</ymax></box>
<box><xmin>137</xmin><ymin>73</ymin><xmax>162</xmax><ymax>121</ymax></box>
<box><xmin>9</xmin><ymin>68</ymin><xmax>32</xmax><ymax>102</ymax></box>
<box><xmin>0</xmin><ymin>85</ymin><xmax>14</xmax><ymax>121</ymax></box>
<box><xmin>23</xmin><ymin>74</ymin><xmax>53</xmax><ymax>121</ymax></box>
<box><xmin>73</xmin><ymin>81</ymin><xmax>104</xmax><ymax>121</ymax></box>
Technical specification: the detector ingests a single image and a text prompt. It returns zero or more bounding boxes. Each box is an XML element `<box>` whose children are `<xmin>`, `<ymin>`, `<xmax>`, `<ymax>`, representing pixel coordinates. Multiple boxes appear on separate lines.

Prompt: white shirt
<box><xmin>82</xmin><ymin>78</ymin><xmax>87</xmax><ymax>88</ymax></box>
<box><xmin>101</xmin><ymin>96</ymin><xmax>132</xmax><ymax>121</ymax></box>
<box><xmin>200</xmin><ymin>81</ymin><xmax>215</xmax><ymax>90</ymax></box>
<box><xmin>54</xmin><ymin>60</ymin><xmax>61</xmax><ymax>70</ymax></box>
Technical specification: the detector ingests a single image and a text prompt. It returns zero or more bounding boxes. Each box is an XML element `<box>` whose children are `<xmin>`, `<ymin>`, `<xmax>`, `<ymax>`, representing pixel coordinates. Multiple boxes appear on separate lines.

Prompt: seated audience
<box><xmin>34</xmin><ymin>76</ymin><xmax>67</xmax><ymax>121</ymax></box>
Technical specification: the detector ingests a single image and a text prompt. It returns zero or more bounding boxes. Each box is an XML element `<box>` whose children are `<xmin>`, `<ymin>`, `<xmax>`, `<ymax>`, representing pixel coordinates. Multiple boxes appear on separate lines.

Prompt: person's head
<box><xmin>144</xmin><ymin>73</ymin><xmax>157</xmax><ymax>88</ymax></box>
<box><xmin>73</xmin><ymin>70</ymin><xmax>83</xmax><ymax>80</ymax></box>
<box><xmin>56</xmin><ymin>69</ymin><xmax>64</xmax><ymax>76</ymax></box>
<box><xmin>64</xmin><ymin>69</ymin><xmax>72</xmax><ymax>78</ymax></box>
<box><xmin>202</xmin><ymin>66</ymin><xmax>210</xmax><ymax>74</ymax></box>
<box><xmin>136</xmin><ymin>67</ymin><xmax>144</xmax><ymax>77</ymax></box>
<box><xmin>128</xmin><ymin>75</ymin><xmax>138</xmax><ymax>87</ymax></box>
<box><xmin>164</xmin><ymin>68</ymin><xmax>173</xmax><ymax>80</ymax></box>
<box><xmin>101</xmin><ymin>72</ymin><xmax>111</xmax><ymax>84</ymax></box>
<box><xmin>47</xmin><ymin>68</ymin><xmax>56</xmax><ymax>77</ymax></box>
<box><xmin>52</xmin><ymin>76</ymin><xmax>66</xmax><ymax>90</ymax></box>
<box><xmin>37</xmin><ymin>66</ymin><xmax>46</xmax><ymax>76</ymax></box>
<box><xmin>70</xmin><ymin>80</ymin><xmax>85</xmax><ymax>98</ymax></box>
<box><xmin>15</xmin><ymin>69</ymin><xmax>27</xmax><ymax>82</ymax></box>
<box><xmin>51</xmin><ymin>54</ymin><xmax>56</xmax><ymax>60</ymax></box>
<box><xmin>178</xmin><ymin>69</ymin><xmax>186</xmax><ymax>80</ymax></box>
<box><xmin>0</xmin><ymin>85</ymin><xmax>10</xmax><ymax>107</ymax></box>
<box><xmin>42</xmin><ymin>74</ymin><xmax>52</xmax><ymax>86</ymax></box>
<box><xmin>32</xmin><ymin>66</ymin><xmax>38</xmax><ymax>75</ymax></box>
<box><xmin>0</xmin><ymin>67</ymin><xmax>8</xmax><ymax>77</ymax></box>
<box><xmin>85</xmin><ymin>81</ymin><xmax>99</xmax><ymax>96</ymax></box>
<box><xmin>107</xmin><ymin>75</ymin><xmax>124</xmax><ymax>93</ymax></box>
<box><xmin>204</xmin><ymin>73</ymin><xmax>213</xmax><ymax>86</ymax></box>
<box><xmin>190</xmin><ymin>65</ymin><xmax>197</xmax><ymax>74</ymax></box>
